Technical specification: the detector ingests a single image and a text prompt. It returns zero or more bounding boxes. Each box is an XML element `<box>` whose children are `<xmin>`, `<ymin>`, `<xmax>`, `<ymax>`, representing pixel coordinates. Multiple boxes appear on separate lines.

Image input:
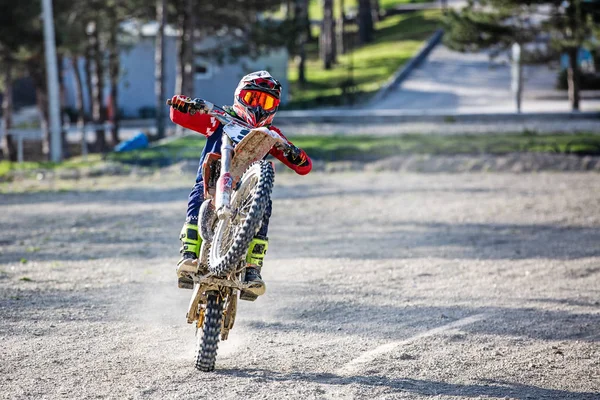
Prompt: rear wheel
<box><xmin>195</xmin><ymin>292</ymin><xmax>223</xmax><ymax>372</ymax></box>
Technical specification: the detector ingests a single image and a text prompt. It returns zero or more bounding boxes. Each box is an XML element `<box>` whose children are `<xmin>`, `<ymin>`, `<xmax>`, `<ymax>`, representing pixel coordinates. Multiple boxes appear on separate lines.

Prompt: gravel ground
<box><xmin>1</xmin><ymin>171</ymin><xmax>599</xmax><ymax>399</ymax></box>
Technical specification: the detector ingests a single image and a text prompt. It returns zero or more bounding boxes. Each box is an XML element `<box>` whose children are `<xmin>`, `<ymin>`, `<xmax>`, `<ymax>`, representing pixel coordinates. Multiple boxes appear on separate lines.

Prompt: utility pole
<box><xmin>511</xmin><ymin>43</ymin><xmax>523</xmax><ymax>113</ymax></box>
<box><xmin>42</xmin><ymin>0</ymin><xmax>63</xmax><ymax>162</ymax></box>
<box><xmin>155</xmin><ymin>0</ymin><xmax>167</xmax><ymax>139</ymax></box>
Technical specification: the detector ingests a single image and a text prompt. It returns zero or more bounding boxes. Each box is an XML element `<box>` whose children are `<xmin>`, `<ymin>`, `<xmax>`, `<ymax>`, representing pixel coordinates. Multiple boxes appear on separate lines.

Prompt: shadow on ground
<box><xmin>217</xmin><ymin>368</ymin><xmax>599</xmax><ymax>400</ymax></box>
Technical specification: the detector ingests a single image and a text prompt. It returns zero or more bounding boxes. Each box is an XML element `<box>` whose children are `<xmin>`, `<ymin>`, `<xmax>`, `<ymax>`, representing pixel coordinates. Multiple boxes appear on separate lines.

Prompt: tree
<box><xmin>175</xmin><ymin>0</ymin><xmax>195</xmax><ymax>97</ymax></box>
<box><xmin>337</xmin><ymin>0</ymin><xmax>347</xmax><ymax>55</ymax></box>
<box><xmin>155</xmin><ymin>0</ymin><xmax>167</xmax><ymax>139</ymax></box>
<box><xmin>321</xmin><ymin>0</ymin><xmax>336</xmax><ymax>69</ymax></box>
<box><xmin>1</xmin><ymin>58</ymin><xmax>16</xmax><ymax>161</ymax></box>
<box><xmin>444</xmin><ymin>0</ymin><xmax>600</xmax><ymax>111</ymax></box>
<box><xmin>371</xmin><ymin>0</ymin><xmax>381</xmax><ymax>22</ymax></box>
<box><xmin>296</xmin><ymin>0</ymin><xmax>309</xmax><ymax>84</ymax></box>
<box><xmin>358</xmin><ymin>0</ymin><xmax>374</xmax><ymax>44</ymax></box>
<box><xmin>0</xmin><ymin>0</ymin><xmax>44</xmax><ymax>159</ymax></box>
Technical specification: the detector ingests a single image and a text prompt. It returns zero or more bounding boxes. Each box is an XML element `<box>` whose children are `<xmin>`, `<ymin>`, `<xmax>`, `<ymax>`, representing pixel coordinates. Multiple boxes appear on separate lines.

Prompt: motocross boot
<box><xmin>243</xmin><ymin>236</ymin><xmax>268</xmax><ymax>296</ymax></box>
<box><xmin>176</xmin><ymin>222</ymin><xmax>202</xmax><ymax>289</ymax></box>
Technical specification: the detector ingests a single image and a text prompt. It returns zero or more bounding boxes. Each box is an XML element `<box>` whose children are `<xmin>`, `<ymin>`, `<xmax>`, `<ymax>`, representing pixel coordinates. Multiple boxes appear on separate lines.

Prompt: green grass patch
<box><xmin>5</xmin><ymin>133</ymin><xmax>600</xmax><ymax>176</ymax></box>
<box><xmin>307</xmin><ymin>0</ymin><xmax>430</xmax><ymax>21</ymax></box>
<box><xmin>0</xmin><ymin>154</ymin><xmax>104</xmax><ymax>179</ymax></box>
<box><xmin>105</xmin><ymin>132</ymin><xmax>600</xmax><ymax>166</ymax></box>
<box><xmin>269</xmin><ymin>0</ymin><xmax>429</xmax><ymax>20</ymax></box>
<box><xmin>287</xmin><ymin>9</ymin><xmax>442</xmax><ymax>108</ymax></box>
<box><xmin>288</xmin><ymin>133</ymin><xmax>600</xmax><ymax>161</ymax></box>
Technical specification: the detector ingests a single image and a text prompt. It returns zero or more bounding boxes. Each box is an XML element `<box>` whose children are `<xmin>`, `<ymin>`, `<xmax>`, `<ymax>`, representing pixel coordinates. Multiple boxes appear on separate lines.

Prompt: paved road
<box><xmin>371</xmin><ymin>45</ymin><xmax>600</xmax><ymax>113</ymax></box>
<box><xmin>1</xmin><ymin>171</ymin><xmax>599</xmax><ymax>399</ymax></box>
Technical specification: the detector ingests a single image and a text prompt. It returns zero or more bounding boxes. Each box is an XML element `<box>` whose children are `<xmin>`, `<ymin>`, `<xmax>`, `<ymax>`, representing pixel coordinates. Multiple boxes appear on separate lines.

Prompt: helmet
<box><xmin>233</xmin><ymin>70</ymin><xmax>281</xmax><ymax>127</ymax></box>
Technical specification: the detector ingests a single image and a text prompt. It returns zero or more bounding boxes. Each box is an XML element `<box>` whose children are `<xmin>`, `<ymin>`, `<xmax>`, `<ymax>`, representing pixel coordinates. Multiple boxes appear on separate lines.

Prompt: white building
<box><xmin>62</xmin><ymin>24</ymin><xmax>289</xmax><ymax>119</ymax></box>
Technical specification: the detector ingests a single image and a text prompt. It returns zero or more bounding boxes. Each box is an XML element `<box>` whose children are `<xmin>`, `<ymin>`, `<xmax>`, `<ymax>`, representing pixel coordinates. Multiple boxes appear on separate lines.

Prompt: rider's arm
<box><xmin>268</xmin><ymin>126</ymin><xmax>312</xmax><ymax>175</ymax></box>
<box><xmin>169</xmin><ymin>95</ymin><xmax>220</xmax><ymax>137</ymax></box>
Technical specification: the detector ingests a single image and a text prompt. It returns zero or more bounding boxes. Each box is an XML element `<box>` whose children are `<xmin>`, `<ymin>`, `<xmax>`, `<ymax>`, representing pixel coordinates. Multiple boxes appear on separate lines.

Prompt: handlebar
<box><xmin>167</xmin><ymin>97</ymin><xmax>296</xmax><ymax>155</ymax></box>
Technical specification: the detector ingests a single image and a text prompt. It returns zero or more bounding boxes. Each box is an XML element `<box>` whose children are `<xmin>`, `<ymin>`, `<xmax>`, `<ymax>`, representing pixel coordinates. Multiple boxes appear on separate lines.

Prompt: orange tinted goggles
<box><xmin>239</xmin><ymin>90</ymin><xmax>280</xmax><ymax>111</ymax></box>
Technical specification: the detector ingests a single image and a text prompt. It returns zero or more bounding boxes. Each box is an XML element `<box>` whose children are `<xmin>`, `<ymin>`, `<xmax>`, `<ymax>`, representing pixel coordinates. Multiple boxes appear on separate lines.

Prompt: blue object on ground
<box><xmin>114</xmin><ymin>132</ymin><xmax>149</xmax><ymax>152</ymax></box>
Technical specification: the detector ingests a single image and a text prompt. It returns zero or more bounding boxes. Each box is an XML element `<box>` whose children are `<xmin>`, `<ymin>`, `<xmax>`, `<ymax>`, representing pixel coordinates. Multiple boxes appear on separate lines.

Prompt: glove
<box><xmin>168</xmin><ymin>95</ymin><xmax>210</xmax><ymax>115</ymax></box>
<box><xmin>169</xmin><ymin>95</ymin><xmax>194</xmax><ymax>113</ymax></box>
<box><xmin>283</xmin><ymin>144</ymin><xmax>307</xmax><ymax>166</ymax></box>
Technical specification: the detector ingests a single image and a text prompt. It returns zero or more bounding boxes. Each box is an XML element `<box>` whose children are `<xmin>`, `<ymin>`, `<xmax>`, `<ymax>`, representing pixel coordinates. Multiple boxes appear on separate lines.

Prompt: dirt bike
<box><xmin>167</xmin><ymin>98</ymin><xmax>294</xmax><ymax>372</ymax></box>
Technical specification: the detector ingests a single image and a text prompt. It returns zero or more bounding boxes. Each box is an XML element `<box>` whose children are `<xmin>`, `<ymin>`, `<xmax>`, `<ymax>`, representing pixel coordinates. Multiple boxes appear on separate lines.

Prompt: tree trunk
<box><xmin>371</xmin><ymin>0</ymin><xmax>381</xmax><ymax>22</ymax></box>
<box><xmin>176</xmin><ymin>0</ymin><xmax>194</xmax><ymax>97</ymax></box>
<box><xmin>358</xmin><ymin>0</ymin><xmax>374</xmax><ymax>44</ymax></box>
<box><xmin>295</xmin><ymin>0</ymin><xmax>308</xmax><ymax>85</ymax></box>
<box><xmin>183</xmin><ymin>7</ymin><xmax>195</xmax><ymax>98</ymax></box>
<box><xmin>108</xmin><ymin>9</ymin><xmax>121</xmax><ymax>145</ymax></box>
<box><xmin>155</xmin><ymin>0</ymin><xmax>167</xmax><ymax>139</ymax></box>
<box><xmin>286</xmin><ymin>0</ymin><xmax>293</xmax><ymax>20</ymax></box>
<box><xmin>89</xmin><ymin>20</ymin><xmax>107</xmax><ymax>151</ymax></box>
<box><xmin>84</xmin><ymin>37</ymin><xmax>94</xmax><ymax>119</ymax></box>
<box><xmin>567</xmin><ymin>47</ymin><xmax>580</xmax><ymax>111</ymax></box>
<box><xmin>304</xmin><ymin>0</ymin><xmax>313</xmax><ymax>42</ymax></box>
<box><xmin>57</xmin><ymin>54</ymin><xmax>69</xmax><ymax>158</ymax></box>
<box><xmin>37</xmin><ymin>88</ymin><xmax>50</xmax><ymax>158</ymax></box>
<box><xmin>337</xmin><ymin>0</ymin><xmax>346</xmax><ymax>55</ymax></box>
<box><xmin>71</xmin><ymin>56</ymin><xmax>87</xmax><ymax>151</ymax></box>
<box><xmin>28</xmin><ymin>60</ymin><xmax>51</xmax><ymax>158</ymax></box>
<box><xmin>321</xmin><ymin>0</ymin><xmax>335</xmax><ymax>69</ymax></box>
<box><xmin>1</xmin><ymin>60</ymin><xmax>16</xmax><ymax>162</ymax></box>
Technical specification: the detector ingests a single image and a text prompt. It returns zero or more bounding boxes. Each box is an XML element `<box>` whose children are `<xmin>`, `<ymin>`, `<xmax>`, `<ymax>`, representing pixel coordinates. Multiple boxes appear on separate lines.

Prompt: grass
<box><xmin>287</xmin><ymin>9</ymin><xmax>443</xmax><ymax>108</ymax></box>
<box><xmin>0</xmin><ymin>154</ymin><xmax>104</xmax><ymax>179</ymax></box>
<box><xmin>270</xmin><ymin>0</ymin><xmax>431</xmax><ymax>21</ymax></box>
<box><xmin>4</xmin><ymin>132</ymin><xmax>599</xmax><ymax>178</ymax></box>
<box><xmin>286</xmin><ymin>132</ymin><xmax>600</xmax><ymax>161</ymax></box>
<box><xmin>104</xmin><ymin>132</ymin><xmax>600</xmax><ymax>165</ymax></box>
<box><xmin>306</xmin><ymin>0</ymin><xmax>430</xmax><ymax>21</ymax></box>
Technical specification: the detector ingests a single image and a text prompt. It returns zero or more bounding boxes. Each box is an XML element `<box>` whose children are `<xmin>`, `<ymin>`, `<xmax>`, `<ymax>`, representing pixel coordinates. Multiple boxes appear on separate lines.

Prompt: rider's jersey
<box><xmin>170</xmin><ymin>107</ymin><xmax>312</xmax><ymax>176</ymax></box>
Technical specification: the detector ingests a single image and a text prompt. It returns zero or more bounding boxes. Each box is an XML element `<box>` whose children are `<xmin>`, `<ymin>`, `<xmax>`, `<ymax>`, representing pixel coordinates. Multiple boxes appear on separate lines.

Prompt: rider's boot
<box><xmin>243</xmin><ymin>236</ymin><xmax>268</xmax><ymax>296</ymax></box>
<box><xmin>176</xmin><ymin>222</ymin><xmax>202</xmax><ymax>289</ymax></box>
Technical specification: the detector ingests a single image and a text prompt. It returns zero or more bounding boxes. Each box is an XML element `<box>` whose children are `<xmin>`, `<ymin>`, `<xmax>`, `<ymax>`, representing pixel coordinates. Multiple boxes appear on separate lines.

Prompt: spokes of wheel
<box><xmin>208</xmin><ymin>161</ymin><xmax>274</xmax><ymax>277</ymax></box>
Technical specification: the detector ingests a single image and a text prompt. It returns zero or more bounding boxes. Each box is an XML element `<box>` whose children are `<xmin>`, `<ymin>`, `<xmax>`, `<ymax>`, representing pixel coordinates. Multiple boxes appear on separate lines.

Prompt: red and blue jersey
<box><xmin>170</xmin><ymin>107</ymin><xmax>312</xmax><ymax>176</ymax></box>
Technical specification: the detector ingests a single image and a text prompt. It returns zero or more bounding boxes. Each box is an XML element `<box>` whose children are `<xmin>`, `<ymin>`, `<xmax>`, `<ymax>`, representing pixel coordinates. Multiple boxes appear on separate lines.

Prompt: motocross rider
<box><xmin>169</xmin><ymin>70</ymin><xmax>312</xmax><ymax>295</ymax></box>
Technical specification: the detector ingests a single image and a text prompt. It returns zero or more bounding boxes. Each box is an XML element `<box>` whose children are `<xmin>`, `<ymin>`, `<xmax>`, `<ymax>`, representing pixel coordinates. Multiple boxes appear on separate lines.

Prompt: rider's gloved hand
<box><xmin>169</xmin><ymin>95</ymin><xmax>211</xmax><ymax>115</ymax></box>
<box><xmin>170</xmin><ymin>95</ymin><xmax>194</xmax><ymax>113</ymax></box>
<box><xmin>283</xmin><ymin>144</ymin><xmax>308</xmax><ymax>166</ymax></box>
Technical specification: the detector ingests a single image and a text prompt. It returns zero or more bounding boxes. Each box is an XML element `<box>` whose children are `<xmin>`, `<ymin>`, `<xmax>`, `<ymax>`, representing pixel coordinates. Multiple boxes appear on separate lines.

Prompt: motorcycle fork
<box><xmin>215</xmin><ymin>134</ymin><xmax>234</xmax><ymax>219</ymax></box>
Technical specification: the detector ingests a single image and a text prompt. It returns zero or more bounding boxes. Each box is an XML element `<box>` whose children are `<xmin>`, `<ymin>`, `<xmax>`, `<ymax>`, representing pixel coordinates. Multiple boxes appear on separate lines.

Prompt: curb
<box><xmin>368</xmin><ymin>29</ymin><xmax>444</xmax><ymax>106</ymax></box>
<box><xmin>274</xmin><ymin>110</ymin><xmax>600</xmax><ymax>125</ymax></box>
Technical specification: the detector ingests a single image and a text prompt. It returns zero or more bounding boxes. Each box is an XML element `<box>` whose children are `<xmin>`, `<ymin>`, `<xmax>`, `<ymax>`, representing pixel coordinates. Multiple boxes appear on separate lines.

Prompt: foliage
<box><xmin>305</xmin><ymin>0</ymin><xmax>429</xmax><ymax>20</ymax></box>
<box><xmin>287</xmin><ymin>10</ymin><xmax>442</xmax><ymax>108</ymax></box>
<box><xmin>444</xmin><ymin>0</ymin><xmax>600</xmax><ymax>56</ymax></box>
<box><xmin>443</xmin><ymin>0</ymin><xmax>600</xmax><ymax>110</ymax></box>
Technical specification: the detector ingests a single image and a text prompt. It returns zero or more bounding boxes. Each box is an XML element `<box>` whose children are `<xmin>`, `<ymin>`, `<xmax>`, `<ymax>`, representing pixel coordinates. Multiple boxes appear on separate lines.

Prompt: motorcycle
<box><xmin>167</xmin><ymin>98</ymin><xmax>295</xmax><ymax>372</ymax></box>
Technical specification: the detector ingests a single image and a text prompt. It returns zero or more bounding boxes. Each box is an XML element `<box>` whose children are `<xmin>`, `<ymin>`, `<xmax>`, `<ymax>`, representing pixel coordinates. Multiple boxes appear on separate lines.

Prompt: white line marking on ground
<box><xmin>337</xmin><ymin>313</ymin><xmax>488</xmax><ymax>375</ymax></box>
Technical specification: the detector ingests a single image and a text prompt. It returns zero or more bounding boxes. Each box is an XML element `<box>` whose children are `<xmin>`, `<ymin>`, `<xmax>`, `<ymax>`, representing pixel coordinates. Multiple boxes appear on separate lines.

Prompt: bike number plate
<box><xmin>223</xmin><ymin>122</ymin><xmax>251</xmax><ymax>144</ymax></box>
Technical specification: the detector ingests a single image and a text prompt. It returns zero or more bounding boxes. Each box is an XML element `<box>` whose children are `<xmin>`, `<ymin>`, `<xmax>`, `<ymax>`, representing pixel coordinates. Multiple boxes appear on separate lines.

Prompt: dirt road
<box><xmin>1</xmin><ymin>171</ymin><xmax>599</xmax><ymax>399</ymax></box>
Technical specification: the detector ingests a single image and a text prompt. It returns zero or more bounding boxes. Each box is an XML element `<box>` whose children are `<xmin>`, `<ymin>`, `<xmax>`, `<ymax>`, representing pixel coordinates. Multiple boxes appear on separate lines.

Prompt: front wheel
<box><xmin>209</xmin><ymin>161</ymin><xmax>274</xmax><ymax>276</ymax></box>
<box><xmin>195</xmin><ymin>292</ymin><xmax>223</xmax><ymax>372</ymax></box>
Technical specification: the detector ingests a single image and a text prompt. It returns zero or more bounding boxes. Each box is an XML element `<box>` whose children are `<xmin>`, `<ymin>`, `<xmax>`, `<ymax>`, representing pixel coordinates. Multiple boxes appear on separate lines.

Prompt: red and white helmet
<box><xmin>233</xmin><ymin>70</ymin><xmax>282</xmax><ymax>127</ymax></box>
